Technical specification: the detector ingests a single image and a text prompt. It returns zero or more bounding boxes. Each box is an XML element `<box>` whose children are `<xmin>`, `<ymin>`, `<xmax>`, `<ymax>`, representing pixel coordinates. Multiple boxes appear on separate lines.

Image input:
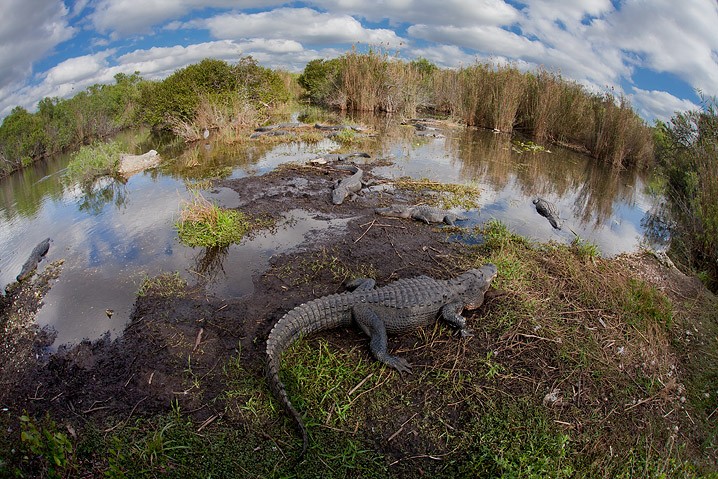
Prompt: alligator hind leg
<box><xmin>352</xmin><ymin>305</ymin><xmax>412</xmax><ymax>374</ymax></box>
<box><xmin>344</xmin><ymin>278</ymin><xmax>376</xmax><ymax>291</ymax></box>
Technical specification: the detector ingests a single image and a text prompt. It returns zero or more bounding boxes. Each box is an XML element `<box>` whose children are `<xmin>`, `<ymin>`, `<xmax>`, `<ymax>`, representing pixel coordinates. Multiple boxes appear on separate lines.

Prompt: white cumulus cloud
<box><xmin>199</xmin><ymin>8</ymin><xmax>405</xmax><ymax>47</ymax></box>
<box><xmin>89</xmin><ymin>0</ymin><xmax>284</xmax><ymax>36</ymax></box>
<box><xmin>310</xmin><ymin>0</ymin><xmax>519</xmax><ymax>28</ymax></box>
<box><xmin>0</xmin><ymin>0</ymin><xmax>74</xmax><ymax>89</ymax></box>
<box><xmin>630</xmin><ymin>88</ymin><xmax>700</xmax><ymax>123</ymax></box>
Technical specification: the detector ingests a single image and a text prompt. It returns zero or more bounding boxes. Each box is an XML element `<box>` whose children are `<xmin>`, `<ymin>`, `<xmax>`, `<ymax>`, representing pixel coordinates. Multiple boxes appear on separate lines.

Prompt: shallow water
<box><xmin>0</xmin><ymin>117</ymin><xmax>661</xmax><ymax>348</ymax></box>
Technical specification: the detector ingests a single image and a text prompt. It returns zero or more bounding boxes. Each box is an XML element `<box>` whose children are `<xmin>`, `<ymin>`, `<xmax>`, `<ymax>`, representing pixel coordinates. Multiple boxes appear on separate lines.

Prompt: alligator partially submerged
<box><xmin>16</xmin><ymin>238</ymin><xmax>51</xmax><ymax>281</ymax></box>
<box><xmin>331</xmin><ymin>165</ymin><xmax>363</xmax><ymax>205</ymax></box>
<box><xmin>375</xmin><ymin>204</ymin><xmax>467</xmax><ymax>225</ymax></box>
<box><xmin>533</xmin><ymin>198</ymin><xmax>562</xmax><ymax>229</ymax></box>
<box><xmin>266</xmin><ymin>264</ymin><xmax>498</xmax><ymax>456</ymax></box>
<box><xmin>318</xmin><ymin>152</ymin><xmax>370</xmax><ymax>162</ymax></box>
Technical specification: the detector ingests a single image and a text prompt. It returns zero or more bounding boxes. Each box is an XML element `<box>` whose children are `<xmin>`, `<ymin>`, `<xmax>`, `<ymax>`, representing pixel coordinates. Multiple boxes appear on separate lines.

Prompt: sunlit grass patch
<box><xmin>175</xmin><ymin>192</ymin><xmax>255</xmax><ymax>247</ymax></box>
<box><xmin>281</xmin><ymin>339</ymin><xmax>387</xmax><ymax>430</ymax></box>
<box><xmin>457</xmin><ymin>399</ymin><xmax>574</xmax><ymax>478</ymax></box>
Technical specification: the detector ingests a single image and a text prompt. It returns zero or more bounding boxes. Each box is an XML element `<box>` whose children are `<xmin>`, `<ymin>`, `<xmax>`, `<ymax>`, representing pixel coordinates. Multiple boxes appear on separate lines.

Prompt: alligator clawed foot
<box><xmin>389</xmin><ymin>356</ymin><xmax>412</xmax><ymax>375</ymax></box>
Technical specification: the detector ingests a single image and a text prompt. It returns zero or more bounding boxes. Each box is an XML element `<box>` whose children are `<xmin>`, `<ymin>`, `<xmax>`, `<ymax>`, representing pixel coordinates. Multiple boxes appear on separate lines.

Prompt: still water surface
<box><xmin>0</xmin><ymin>118</ymin><xmax>661</xmax><ymax>348</ymax></box>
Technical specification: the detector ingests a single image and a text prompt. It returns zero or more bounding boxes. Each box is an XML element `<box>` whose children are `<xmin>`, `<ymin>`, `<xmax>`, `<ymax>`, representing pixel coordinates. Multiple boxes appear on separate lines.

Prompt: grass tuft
<box><xmin>137</xmin><ymin>272</ymin><xmax>187</xmax><ymax>298</ymax></box>
<box><xmin>64</xmin><ymin>140</ymin><xmax>123</xmax><ymax>185</ymax></box>
<box><xmin>175</xmin><ymin>192</ymin><xmax>252</xmax><ymax>247</ymax></box>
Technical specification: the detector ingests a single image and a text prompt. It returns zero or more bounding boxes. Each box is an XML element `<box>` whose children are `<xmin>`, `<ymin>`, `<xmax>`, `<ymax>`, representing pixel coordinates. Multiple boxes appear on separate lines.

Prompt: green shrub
<box><xmin>64</xmin><ymin>139</ymin><xmax>123</xmax><ymax>185</ymax></box>
<box><xmin>140</xmin><ymin>57</ymin><xmax>290</xmax><ymax>131</ymax></box>
<box><xmin>656</xmin><ymin>97</ymin><xmax>718</xmax><ymax>290</ymax></box>
<box><xmin>19</xmin><ymin>413</ymin><xmax>74</xmax><ymax>478</ymax></box>
<box><xmin>298</xmin><ymin>58</ymin><xmax>342</xmax><ymax>104</ymax></box>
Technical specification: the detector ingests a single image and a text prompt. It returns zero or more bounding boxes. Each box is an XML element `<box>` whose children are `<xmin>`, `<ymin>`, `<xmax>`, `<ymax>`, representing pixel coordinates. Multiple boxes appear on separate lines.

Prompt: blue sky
<box><xmin>1</xmin><ymin>0</ymin><xmax>716</xmax><ymax>122</ymax></box>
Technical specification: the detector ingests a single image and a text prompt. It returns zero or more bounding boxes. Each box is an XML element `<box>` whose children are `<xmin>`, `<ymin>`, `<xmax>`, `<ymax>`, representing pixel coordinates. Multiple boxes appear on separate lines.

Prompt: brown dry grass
<box><xmin>170</xmin><ymin>94</ymin><xmax>264</xmax><ymax>143</ymax></box>
<box><xmin>319</xmin><ymin>51</ymin><xmax>654</xmax><ymax>168</ymax></box>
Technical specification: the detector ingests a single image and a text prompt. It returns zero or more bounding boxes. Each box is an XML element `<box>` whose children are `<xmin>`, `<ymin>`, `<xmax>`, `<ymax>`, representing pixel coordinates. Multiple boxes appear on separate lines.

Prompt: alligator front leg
<box><xmin>440</xmin><ymin>302</ymin><xmax>474</xmax><ymax>337</ymax></box>
<box><xmin>442</xmin><ymin>215</ymin><xmax>456</xmax><ymax>226</ymax></box>
<box><xmin>353</xmin><ymin>304</ymin><xmax>412</xmax><ymax>374</ymax></box>
<box><xmin>411</xmin><ymin>211</ymin><xmax>432</xmax><ymax>225</ymax></box>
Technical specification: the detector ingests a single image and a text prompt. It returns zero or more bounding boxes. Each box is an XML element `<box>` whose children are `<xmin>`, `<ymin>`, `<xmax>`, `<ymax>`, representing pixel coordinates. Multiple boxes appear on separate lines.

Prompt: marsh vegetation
<box><xmin>1</xmin><ymin>49</ymin><xmax>717</xmax><ymax>478</ymax></box>
<box><xmin>299</xmin><ymin>49</ymin><xmax>653</xmax><ymax>168</ymax></box>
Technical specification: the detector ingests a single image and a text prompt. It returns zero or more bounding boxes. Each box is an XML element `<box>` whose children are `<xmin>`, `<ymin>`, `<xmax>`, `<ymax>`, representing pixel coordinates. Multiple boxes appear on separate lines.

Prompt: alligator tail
<box><xmin>334</xmin><ymin>164</ymin><xmax>360</xmax><ymax>173</ymax></box>
<box><xmin>265</xmin><ymin>294</ymin><xmax>354</xmax><ymax>457</ymax></box>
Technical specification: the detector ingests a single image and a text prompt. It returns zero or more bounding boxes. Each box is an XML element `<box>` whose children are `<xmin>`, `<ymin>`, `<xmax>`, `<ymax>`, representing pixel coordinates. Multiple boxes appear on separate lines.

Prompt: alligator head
<box><xmin>454</xmin><ymin>263</ymin><xmax>498</xmax><ymax>310</ymax></box>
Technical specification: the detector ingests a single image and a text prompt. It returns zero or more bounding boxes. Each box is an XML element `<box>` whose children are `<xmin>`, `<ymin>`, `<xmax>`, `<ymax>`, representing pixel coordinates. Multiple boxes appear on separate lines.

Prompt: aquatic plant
<box><xmin>394</xmin><ymin>177</ymin><xmax>481</xmax><ymax>209</ymax></box>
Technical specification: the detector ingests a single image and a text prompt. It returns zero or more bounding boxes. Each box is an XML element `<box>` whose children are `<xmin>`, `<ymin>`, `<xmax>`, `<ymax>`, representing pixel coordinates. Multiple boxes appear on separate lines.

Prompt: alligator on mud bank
<box><xmin>376</xmin><ymin>204</ymin><xmax>468</xmax><ymax>225</ymax></box>
<box><xmin>331</xmin><ymin>164</ymin><xmax>364</xmax><ymax>205</ymax></box>
<box><xmin>265</xmin><ymin>264</ymin><xmax>498</xmax><ymax>456</ymax></box>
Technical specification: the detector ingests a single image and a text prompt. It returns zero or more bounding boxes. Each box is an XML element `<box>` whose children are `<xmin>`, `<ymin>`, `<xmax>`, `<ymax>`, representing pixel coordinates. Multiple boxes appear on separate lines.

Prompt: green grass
<box><xmin>282</xmin><ymin>339</ymin><xmax>387</xmax><ymax>432</ymax></box>
<box><xmin>64</xmin><ymin>139</ymin><xmax>123</xmax><ymax>185</ymax></box>
<box><xmin>571</xmin><ymin>236</ymin><xmax>601</xmax><ymax>261</ymax></box>
<box><xmin>456</xmin><ymin>400</ymin><xmax>574</xmax><ymax>478</ymax></box>
<box><xmin>175</xmin><ymin>193</ymin><xmax>256</xmax><ymax>247</ymax></box>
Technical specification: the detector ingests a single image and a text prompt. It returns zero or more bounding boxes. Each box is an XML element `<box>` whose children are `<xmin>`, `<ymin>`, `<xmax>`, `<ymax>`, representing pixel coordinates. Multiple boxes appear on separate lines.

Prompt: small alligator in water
<box><xmin>17</xmin><ymin>238</ymin><xmax>51</xmax><ymax>281</ymax></box>
<box><xmin>320</xmin><ymin>152</ymin><xmax>370</xmax><ymax>162</ymax></box>
<box><xmin>332</xmin><ymin>165</ymin><xmax>363</xmax><ymax>205</ymax></box>
<box><xmin>376</xmin><ymin>204</ymin><xmax>467</xmax><ymax>225</ymax></box>
<box><xmin>266</xmin><ymin>264</ymin><xmax>497</xmax><ymax>456</ymax></box>
<box><xmin>533</xmin><ymin>198</ymin><xmax>562</xmax><ymax>229</ymax></box>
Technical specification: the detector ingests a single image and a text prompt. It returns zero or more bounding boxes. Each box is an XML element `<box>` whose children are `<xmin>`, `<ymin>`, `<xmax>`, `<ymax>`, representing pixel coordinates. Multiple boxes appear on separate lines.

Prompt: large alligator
<box><xmin>17</xmin><ymin>238</ymin><xmax>51</xmax><ymax>281</ymax></box>
<box><xmin>332</xmin><ymin>165</ymin><xmax>363</xmax><ymax>205</ymax></box>
<box><xmin>266</xmin><ymin>264</ymin><xmax>498</xmax><ymax>456</ymax></box>
<box><xmin>376</xmin><ymin>204</ymin><xmax>467</xmax><ymax>225</ymax></box>
<box><xmin>533</xmin><ymin>198</ymin><xmax>562</xmax><ymax>230</ymax></box>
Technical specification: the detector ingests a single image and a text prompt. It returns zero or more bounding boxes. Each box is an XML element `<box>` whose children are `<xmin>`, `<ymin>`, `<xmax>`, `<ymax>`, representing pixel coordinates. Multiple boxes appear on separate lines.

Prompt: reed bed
<box><xmin>303</xmin><ymin>51</ymin><xmax>654</xmax><ymax>169</ymax></box>
<box><xmin>169</xmin><ymin>94</ymin><xmax>264</xmax><ymax>143</ymax></box>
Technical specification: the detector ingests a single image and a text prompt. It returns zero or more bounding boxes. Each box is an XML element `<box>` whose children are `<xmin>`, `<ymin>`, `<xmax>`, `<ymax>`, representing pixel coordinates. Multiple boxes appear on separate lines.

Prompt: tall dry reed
<box><xmin>170</xmin><ymin>94</ymin><xmax>262</xmax><ymax>143</ymax></box>
<box><xmin>307</xmin><ymin>50</ymin><xmax>653</xmax><ymax>168</ymax></box>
